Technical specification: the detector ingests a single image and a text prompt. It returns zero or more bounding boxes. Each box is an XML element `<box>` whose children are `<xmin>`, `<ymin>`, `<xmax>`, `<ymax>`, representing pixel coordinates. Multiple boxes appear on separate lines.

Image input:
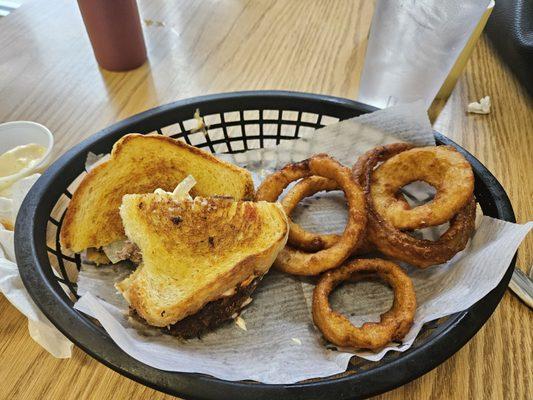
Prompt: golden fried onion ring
<box><xmin>256</xmin><ymin>154</ymin><xmax>366</xmax><ymax>275</ymax></box>
<box><xmin>281</xmin><ymin>176</ymin><xmax>373</xmax><ymax>254</ymax></box>
<box><xmin>371</xmin><ymin>146</ymin><xmax>474</xmax><ymax>230</ymax></box>
<box><xmin>353</xmin><ymin>144</ymin><xmax>476</xmax><ymax>268</ymax></box>
<box><xmin>312</xmin><ymin>259</ymin><xmax>416</xmax><ymax>350</ymax></box>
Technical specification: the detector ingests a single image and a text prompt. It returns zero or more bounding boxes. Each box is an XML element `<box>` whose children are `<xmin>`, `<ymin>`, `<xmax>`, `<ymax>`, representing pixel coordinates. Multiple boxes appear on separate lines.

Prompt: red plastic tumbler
<box><xmin>77</xmin><ymin>0</ymin><xmax>147</xmax><ymax>71</ymax></box>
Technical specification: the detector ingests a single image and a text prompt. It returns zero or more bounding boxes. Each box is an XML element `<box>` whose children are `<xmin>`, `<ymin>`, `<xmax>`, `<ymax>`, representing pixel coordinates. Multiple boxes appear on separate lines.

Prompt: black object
<box><xmin>15</xmin><ymin>91</ymin><xmax>516</xmax><ymax>400</ymax></box>
<box><xmin>486</xmin><ymin>0</ymin><xmax>533</xmax><ymax>97</ymax></box>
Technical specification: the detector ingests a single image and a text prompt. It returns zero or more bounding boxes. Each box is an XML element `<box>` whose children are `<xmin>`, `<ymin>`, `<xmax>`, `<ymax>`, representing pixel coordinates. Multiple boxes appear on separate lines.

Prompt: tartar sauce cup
<box><xmin>0</xmin><ymin>121</ymin><xmax>54</xmax><ymax>192</ymax></box>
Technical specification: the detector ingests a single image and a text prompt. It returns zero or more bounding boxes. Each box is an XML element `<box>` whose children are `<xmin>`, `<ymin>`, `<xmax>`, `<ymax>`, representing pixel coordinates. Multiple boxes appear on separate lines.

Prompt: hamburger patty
<box><xmin>131</xmin><ymin>276</ymin><xmax>260</xmax><ymax>338</ymax></box>
<box><xmin>165</xmin><ymin>277</ymin><xmax>260</xmax><ymax>338</ymax></box>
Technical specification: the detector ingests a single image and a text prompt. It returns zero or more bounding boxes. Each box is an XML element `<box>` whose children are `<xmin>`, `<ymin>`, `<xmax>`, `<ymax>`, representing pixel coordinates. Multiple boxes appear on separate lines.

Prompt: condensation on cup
<box><xmin>358</xmin><ymin>0</ymin><xmax>492</xmax><ymax>110</ymax></box>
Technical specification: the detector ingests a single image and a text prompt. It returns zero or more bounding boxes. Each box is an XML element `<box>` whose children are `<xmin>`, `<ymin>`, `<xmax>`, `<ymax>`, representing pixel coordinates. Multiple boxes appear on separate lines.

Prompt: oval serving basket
<box><xmin>15</xmin><ymin>91</ymin><xmax>515</xmax><ymax>400</ymax></box>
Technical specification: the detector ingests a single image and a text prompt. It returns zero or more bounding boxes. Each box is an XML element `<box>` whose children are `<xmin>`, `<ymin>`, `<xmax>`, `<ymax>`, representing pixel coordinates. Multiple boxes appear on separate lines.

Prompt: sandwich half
<box><xmin>116</xmin><ymin>189</ymin><xmax>289</xmax><ymax>337</ymax></box>
<box><xmin>60</xmin><ymin>134</ymin><xmax>254</xmax><ymax>257</ymax></box>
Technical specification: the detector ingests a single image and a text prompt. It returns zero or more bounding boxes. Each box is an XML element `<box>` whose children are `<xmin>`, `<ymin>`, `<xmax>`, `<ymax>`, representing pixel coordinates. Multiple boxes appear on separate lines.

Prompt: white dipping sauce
<box><xmin>0</xmin><ymin>143</ymin><xmax>46</xmax><ymax>177</ymax></box>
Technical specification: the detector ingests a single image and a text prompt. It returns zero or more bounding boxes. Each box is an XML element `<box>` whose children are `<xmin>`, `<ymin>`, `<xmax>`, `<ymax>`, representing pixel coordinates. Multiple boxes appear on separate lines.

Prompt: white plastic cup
<box><xmin>358</xmin><ymin>0</ymin><xmax>491</xmax><ymax>109</ymax></box>
<box><xmin>0</xmin><ymin>121</ymin><xmax>54</xmax><ymax>192</ymax></box>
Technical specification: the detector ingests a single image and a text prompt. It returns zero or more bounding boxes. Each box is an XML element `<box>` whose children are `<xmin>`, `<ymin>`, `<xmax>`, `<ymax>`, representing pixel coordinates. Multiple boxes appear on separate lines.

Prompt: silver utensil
<box><xmin>0</xmin><ymin>0</ymin><xmax>21</xmax><ymax>17</ymax></box>
<box><xmin>509</xmin><ymin>265</ymin><xmax>533</xmax><ymax>309</ymax></box>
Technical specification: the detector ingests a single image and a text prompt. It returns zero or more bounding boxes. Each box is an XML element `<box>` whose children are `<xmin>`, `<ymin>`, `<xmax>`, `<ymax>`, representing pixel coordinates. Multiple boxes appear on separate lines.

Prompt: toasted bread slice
<box><xmin>60</xmin><ymin>134</ymin><xmax>254</xmax><ymax>253</ymax></box>
<box><xmin>116</xmin><ymin>193</ymin><xmax>288</xmax><ymax>328</ymax></box>
<box><xmin>83</xmin><ymin>248</ymin><xmax>111</xmax><ymax>265</ymax></box>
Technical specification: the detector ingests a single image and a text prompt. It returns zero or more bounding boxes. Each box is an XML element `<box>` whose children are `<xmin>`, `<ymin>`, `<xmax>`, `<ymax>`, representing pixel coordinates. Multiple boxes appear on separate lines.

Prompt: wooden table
<box><xmin>0</xmin><ymin>0</ymin><xmax>531</xmax><ymax>398</ymax></box>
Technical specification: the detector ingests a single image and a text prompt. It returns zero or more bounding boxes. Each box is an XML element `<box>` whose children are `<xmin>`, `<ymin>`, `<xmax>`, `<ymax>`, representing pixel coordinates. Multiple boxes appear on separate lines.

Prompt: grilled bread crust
<box><xmin>60</xmin><ymin>134</ymin><xmax>254</xmax><ymax>252</ymax></box>
<box><xmin>116</xmin><ymin>194</ymin><xmax>288</xmax><ymax>328</ymax></box>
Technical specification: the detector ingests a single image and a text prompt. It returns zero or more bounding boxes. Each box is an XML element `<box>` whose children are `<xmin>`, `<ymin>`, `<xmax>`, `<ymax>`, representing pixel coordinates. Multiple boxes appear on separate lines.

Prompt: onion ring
<box><xmin>353</xmin><ymin>144</ymin><xmax>476</xmax><ymax>268</ymax></box>
<box><xmin>370</xmin><ymin>146</ymin><xmax>474</xmax><ymax>229</ymax></box>
<box><xmin>256</xmin><ymin>154</ymin><xmax>366</xmax><ymax>275</ymax></box>
<box><xmin>281</xmin><ymin>176</ymin><xmax>374</xmax><ymax>254</ymax></box>
<box><xmin>312</xmin><ymin>258</ymin><xmax>416</xmax><ymax>350</ymax></box>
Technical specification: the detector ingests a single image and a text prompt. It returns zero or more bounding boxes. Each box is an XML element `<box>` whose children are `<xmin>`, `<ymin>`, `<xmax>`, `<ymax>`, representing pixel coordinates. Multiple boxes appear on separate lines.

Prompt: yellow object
<box><xmin>0</xmin><ymin>143</ymin><xmax>46</xmax><ymax>178</ymax></box>
<box><xmin>116</xmin><ymin>193</ymin><xmax>289</xmax><ymax>327</ymax></box>
<box><xmin>436</xmin><ymin>2</ymin><xmax>494</xmax><ymax>99</ymax></box>
<box><xmin>60</xmin><ymin>134</ymin><xmax>255</xmax><ymax>253</ymax></box>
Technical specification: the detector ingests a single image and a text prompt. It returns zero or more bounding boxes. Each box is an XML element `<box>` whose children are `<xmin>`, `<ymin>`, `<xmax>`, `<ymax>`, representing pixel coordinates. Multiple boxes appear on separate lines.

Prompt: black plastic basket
<box><xmin>15</xmin><ymin>91</ymin><xmax>515</xmax><ymax>400</ymax></box>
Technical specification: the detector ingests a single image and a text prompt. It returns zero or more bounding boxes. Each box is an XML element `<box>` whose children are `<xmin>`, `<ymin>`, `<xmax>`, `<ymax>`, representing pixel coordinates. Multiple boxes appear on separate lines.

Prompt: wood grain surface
<box><xmin>0</xmin><ymin>0</ymin><xmax>531</xmax><ymax>399</ymax></box>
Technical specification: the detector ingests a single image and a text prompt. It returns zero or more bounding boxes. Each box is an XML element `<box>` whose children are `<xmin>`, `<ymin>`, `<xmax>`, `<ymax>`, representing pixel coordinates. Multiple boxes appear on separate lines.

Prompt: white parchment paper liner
<box><xmin>0</xmin><ymin>174</ymin><xmax>73</xmax><ymax>358</ymax></box>
<box><xmin>74</xmin><ymin>103</ymin><xmax>531</xmax><ymax>383</ymax></box>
